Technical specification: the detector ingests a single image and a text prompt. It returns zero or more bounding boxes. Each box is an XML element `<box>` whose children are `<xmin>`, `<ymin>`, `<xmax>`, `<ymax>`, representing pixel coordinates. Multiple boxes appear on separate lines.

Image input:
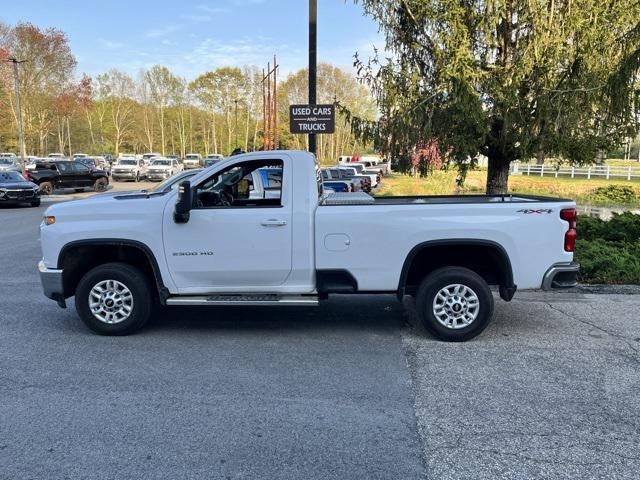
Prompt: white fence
<box><xmin>511</xmin><ymin>163</ymin><xmax>640</xmax><ymax>180</ymax></box>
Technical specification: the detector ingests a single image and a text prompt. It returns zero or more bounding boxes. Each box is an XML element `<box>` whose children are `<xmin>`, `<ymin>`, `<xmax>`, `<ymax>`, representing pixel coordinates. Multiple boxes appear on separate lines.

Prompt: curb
<box><xmin>41</xmin><ymin>195</ymin><xmax>82</xmax><ymax>203</ymax></box>
<box><xmin>570</xmin><ymin>284</ymin><xmax>640</xmax><ymax>295</ymax></box>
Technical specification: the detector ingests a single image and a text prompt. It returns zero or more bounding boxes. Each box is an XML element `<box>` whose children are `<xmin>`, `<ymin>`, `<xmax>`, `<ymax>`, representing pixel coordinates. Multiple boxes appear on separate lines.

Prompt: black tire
<box><xmin>39</xmin><ymin>181</ymin><xmax>53</xmax><ymax>196</ymax></box>
<box><xmin>74</xmin><ymin>188</ymin><xmax>84</xmax><ymax>193</ymax></box>
<box><xmin>415</xmin><ymin>266</ymin><xmax>494</xmax><ymax>342</ymax></box>
<box><xmin>135</xmin><ymin>172</ymin><xmax>140</xmax><ymax>182</ymax></box>
<box><xmin>94</xmin><ymin>177</ymin><xmax>108</xmax><ymax>192</ymax></box>
<box><xmin>75</xmin><ymin>262</ymin><xmax>152</xmax><ymax>335</ymax></box>
<box><xmin>30</xmin><ymin>198</ymin><xmax>41</xmax><ymax>207</ymax></box>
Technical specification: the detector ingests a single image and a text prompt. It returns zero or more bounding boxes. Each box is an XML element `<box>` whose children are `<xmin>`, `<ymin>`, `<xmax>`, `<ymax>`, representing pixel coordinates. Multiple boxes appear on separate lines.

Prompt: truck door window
<box><xmin>193</xmin><ymin>159</ymin><xmax>283</xmax><ymax>209</ymax></box>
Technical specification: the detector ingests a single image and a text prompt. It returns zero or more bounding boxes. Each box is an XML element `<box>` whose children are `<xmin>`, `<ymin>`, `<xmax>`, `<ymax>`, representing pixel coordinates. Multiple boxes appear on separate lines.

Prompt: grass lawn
<box><xmin>375</xmin><ymin>170</ymin><xmax>640</xmax><ymax>207</ymax></box>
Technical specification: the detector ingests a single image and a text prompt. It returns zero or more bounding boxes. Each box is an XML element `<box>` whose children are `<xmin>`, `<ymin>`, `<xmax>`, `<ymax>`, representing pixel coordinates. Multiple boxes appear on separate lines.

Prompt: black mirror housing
<box><xmin>174</xmin><ymin>181</ymin><xmax>192</xmax><ymax>223</ymax></box>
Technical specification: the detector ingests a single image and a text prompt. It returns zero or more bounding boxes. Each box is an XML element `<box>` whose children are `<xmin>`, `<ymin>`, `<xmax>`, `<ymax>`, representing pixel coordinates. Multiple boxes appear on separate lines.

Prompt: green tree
<box><xmin>351</xmin><ymin>0</ymin><xmax>640</xmax><ymax>193</ymax></box>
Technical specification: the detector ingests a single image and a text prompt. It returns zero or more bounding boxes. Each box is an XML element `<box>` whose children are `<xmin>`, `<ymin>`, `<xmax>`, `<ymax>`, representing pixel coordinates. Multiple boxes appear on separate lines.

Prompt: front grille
<box><xmin>6</xmin><ymin>189</ymin><xmax>35</xmax><ymax>200</ymax></box>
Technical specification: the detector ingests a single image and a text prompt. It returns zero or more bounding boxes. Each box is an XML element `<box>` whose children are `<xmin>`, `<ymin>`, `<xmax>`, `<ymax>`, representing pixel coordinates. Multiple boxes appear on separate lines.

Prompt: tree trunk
<box><xmin>486</xmin><ymin>153</ymin><xmax>510</xmax><ymax>194</ymax></box>
<box><xmin>536</xmin><ymin>149</ymin><xmax>545</xmax><ymax>165</ymax></box>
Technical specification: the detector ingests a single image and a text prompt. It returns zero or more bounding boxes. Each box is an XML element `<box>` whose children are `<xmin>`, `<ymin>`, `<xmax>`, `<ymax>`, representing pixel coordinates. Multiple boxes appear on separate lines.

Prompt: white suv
<box><xmin>146</xmin><ymin>158</ymin><xmax>183</xmax><ymax>181</ymax></box>
<box><xmin>111</xmin><ymin>158</ymin><xmax>147</xmax><ymax>182</ymax></box>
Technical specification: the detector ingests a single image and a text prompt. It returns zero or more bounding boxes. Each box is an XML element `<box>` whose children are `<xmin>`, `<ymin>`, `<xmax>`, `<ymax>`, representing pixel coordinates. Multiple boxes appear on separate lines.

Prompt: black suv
<box><xmin>24</xmin><ymin>160</ymin><xmax>109</xmax><ymax>195</ymax></box>
<box><xmin>0</xmin><ymin>171</ymin><xmax>41</xmax><ymax>207</ymax></box>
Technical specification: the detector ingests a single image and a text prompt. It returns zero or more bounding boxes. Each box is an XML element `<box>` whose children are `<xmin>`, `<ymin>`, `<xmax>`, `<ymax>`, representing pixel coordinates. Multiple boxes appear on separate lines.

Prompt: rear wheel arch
<box><xmin>58</xmin><ymin>239</ymin><xmax>168</xmax><ymax>302</ymax></box>
<box><xmin>397</xmin><ymin>240</ymin><xmax>515</xmax><ymax>301</ymax></box>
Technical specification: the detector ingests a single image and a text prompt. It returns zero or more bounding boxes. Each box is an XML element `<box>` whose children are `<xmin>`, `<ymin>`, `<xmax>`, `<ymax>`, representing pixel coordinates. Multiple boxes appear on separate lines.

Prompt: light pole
<box><xmin>308</xmin><ymin>0</ymin><xmax>317</xmax><ymax>155</ymax></box>
<box><xmin>234</xmin><ymin>99</ymin><xmax>239</xmax><ymax>148</ymax></box>
<box><xmin>6</xmin><ymin>58</ymin><xmax>27</xmax><ymax>164</ymax></box>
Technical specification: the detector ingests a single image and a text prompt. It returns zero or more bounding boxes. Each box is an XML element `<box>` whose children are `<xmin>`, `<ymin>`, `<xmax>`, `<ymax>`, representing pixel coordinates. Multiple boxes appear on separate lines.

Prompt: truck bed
<box><xmin>321</xmin><ymin>192</ymin><xmax>570</xmax><ymax>206</ymax></box>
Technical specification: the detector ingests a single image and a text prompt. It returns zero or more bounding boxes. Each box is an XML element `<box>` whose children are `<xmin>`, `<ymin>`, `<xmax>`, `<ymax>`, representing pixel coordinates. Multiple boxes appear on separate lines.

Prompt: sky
<box><xmin>2</xmin><ymin>0</ymin><xmax>385</xmax><ymax>80</ymax></box>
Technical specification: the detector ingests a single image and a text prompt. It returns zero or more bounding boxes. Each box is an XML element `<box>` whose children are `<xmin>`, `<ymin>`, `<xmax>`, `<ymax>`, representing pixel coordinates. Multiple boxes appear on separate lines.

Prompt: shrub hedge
<box><xmin>574</xmin><ymin>212</ymin><xmax>640</xmax><ymax>284</ymax></box>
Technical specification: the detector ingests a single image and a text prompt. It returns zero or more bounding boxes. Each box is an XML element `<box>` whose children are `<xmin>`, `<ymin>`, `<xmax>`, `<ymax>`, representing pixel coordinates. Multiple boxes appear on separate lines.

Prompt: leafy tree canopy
<box><xmin>349</xmin><ymin>0</ymin><xmax>640</xmax><ymax>193</ymax></box>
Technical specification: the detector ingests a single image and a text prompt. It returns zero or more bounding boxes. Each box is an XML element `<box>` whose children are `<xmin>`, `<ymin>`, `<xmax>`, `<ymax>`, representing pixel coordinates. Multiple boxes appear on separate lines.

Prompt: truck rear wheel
<box><xmin>75</xmin><ymin>262</ymin><xmax>152</xmax><ymax>335</ymax></box>
<box><xmin>39</xmin><ymin>181</ymin><xmax>53</xmax><ymax>196</ymax></box>
<box><xmin>415</xmin><ymin>266</ymin><xmax>494</xmax><ymax>342</ymax></box>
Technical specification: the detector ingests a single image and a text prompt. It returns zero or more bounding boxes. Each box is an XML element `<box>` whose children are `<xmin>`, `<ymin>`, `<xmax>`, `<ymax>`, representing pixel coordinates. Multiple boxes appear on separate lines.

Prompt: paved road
<box><xmin>1</xmin><ymin>202</ymin><xmax>639</xmax><ymax>480</ymax></box>
<box><xmin>0</xmin><ymin>205</ymin><xmax>424</xmax><ymax>480</ymax></box>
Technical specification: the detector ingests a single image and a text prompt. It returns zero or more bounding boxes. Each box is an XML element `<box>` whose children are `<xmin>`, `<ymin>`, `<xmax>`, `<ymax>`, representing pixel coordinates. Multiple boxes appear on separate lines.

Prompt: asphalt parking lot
<box><xmin>1</xmin><ymin>201</ymin><xmax>639</xmax><ymax>479</ymax></box>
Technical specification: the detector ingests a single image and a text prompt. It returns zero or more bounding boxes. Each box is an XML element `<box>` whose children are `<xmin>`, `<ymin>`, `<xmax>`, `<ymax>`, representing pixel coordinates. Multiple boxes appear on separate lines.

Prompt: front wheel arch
<box><xmin>58</xmin><ymin>240</ymin><xmax>168</xmax><ymax>303</ymax></box>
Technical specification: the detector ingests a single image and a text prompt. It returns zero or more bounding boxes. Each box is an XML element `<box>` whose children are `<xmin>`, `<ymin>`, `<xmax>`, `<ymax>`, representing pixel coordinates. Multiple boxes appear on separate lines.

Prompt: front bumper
<box><xmin>38</xmin><ymin>260</ymin><xmax>66</xmax><ymax>307</ymax></box>
<box><xmin>147</xmin><ymin>172</ymin><xmax>170</xmax><ymax>180</ymax></box>
<box><xmin>542</xmin><ymin>262</ymin><xmax>580</xmax><ymax>290</ymax></box>
<box><xmin>112</xmin><ymin>171</ymin><xmax>137</xmax><ymax>179</ymax></box>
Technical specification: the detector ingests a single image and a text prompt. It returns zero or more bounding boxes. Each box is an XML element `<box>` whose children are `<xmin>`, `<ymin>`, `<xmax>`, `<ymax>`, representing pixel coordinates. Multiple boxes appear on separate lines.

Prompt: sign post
<box><xmin>289</xmin><ymin>104</ymin><xmax>335</xmax><ymax>135</ymax></box>
<box><xmin>308</xmin><ymin>0</ymin><xmax>317</xmax><ymax>154</ymax></box>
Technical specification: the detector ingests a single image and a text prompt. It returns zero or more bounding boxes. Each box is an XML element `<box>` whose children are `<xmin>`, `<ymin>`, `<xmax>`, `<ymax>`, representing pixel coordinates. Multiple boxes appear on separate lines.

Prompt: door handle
<box><xmin>261</xmin><ymin>219</ymin><xmax>287</xmax><ymax>227</ymax></box>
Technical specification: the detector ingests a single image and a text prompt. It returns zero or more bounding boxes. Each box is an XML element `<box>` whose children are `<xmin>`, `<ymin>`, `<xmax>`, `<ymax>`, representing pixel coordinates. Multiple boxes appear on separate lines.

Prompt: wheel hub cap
<box><xmin>89</xmin><ymin>279</ymin><xmax>134</xmax><ymax>324</ymax></box>
<box><xmin>433</xmin><ymin>284</ymin><xmax>480</xmax><ymax>329</ymax></box>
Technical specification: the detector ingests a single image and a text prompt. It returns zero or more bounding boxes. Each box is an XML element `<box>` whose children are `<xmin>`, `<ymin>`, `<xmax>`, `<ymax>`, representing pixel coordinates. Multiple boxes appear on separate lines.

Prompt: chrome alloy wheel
<box><xmin>432</xmin><ymin>284</ymin><xmax>480</xmax><ymax>329</ymax></box>
<box><xmin>88</xmin><ymin>279</ymin><xmax>134</xmax><ymax>324</ymax></box>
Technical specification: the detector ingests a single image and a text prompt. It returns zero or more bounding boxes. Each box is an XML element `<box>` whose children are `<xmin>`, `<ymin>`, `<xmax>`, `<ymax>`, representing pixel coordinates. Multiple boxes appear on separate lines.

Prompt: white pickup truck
<box><xmin>38</xmin><ymin>150</ymin><xmax>578</xmax><ymax>341</ymax></box>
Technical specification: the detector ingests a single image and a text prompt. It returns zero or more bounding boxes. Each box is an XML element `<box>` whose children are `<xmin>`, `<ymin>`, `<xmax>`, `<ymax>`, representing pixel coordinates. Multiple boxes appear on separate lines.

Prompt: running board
<box><xmin>166</xmin><ymin>294</ymin><xmax>319</xmax><ymax>306</ymax></box>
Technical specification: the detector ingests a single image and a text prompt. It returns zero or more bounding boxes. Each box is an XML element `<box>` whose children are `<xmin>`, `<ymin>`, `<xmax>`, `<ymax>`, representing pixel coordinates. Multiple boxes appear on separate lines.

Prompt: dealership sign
<box><xmin>289</xmin><ymin>104</ymin><xmax>335</xmax><ymax>134</ymax></box>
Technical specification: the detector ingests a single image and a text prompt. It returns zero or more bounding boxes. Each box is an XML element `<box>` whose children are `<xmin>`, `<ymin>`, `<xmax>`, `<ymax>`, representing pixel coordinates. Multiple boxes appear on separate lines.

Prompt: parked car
<box><xmin>72</xmin><ymin>153</ymin><xmax>89</xmax><ymax>160</ymax></box>
<box><xmin>183</xmin><ymin>153</ymin><xmax>202</xmax><ymax>169</ymax></box>
<box><xmin>111</xmin><ymin>158</ymin><xmax>147</xmax><ymax>182</ymax></box>
<box><xmin>146</xmin><ymin>158</ymin><xmax>183</xmax><ymax>181</ymax></box>
<box><xmin>38</xmin><ymin>150</ymin><xmax>579</xmax><ymax>341</ymax></box>
<box><xmin>48</xmin><ymin>153</ymin><xmax>65</xmax><ymax>159</ymax></box>
<box><xmin>24</xmin><ymin>160</ymin><xmax>108</xmax><ymax>195</ymax></box>
<box><xmin>338</xmin><ymin>164</ymin><xmax>378</xmax><ymax>187</ymax></box>
<box><xmin>322</xmin><ymin>180</ymin><xmax>354</xmax><ymax>192</ymax></box>
<box><xmin>0</xmin><ymin>156</ymin><xmax>23</xmax><ymax>173</ymax></box>
<box><xmin>93</xmin><ymin>156</ymin><xmax>112</xmax><ymax>174</ymax></box>
<box><xmin>205</xmin><ymin>153</ymin><xmax>224</xmax><ymax>161</ymax></box>
<box><xmin>141</xmin><ymin>153</ymin><xmax>161</xmax><ymax>162</ymax></box>
<box><xmin>0</xmin><ymin>171</ymin><xmax>40</xmax><ymax>207</ymax></box>
<box><xmin>321</xmin><ymin>168</ymin><xmax>368</xmax><ymax>192</ymax></box>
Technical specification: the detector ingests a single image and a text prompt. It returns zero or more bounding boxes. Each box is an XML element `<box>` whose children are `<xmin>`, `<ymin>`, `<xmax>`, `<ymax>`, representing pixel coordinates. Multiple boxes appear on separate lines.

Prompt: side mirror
<box><xmin>174</xmin><ymin>181</ymin><xmax>192</xmax><ymax>224</ymax></box>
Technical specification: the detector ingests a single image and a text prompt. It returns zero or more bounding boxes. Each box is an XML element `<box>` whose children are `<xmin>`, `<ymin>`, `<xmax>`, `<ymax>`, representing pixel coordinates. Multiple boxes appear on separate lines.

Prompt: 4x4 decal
<box><xmin>517</xmin><ymin>208</ymin><xmax>553</xmax><ymax>214</ymax></box>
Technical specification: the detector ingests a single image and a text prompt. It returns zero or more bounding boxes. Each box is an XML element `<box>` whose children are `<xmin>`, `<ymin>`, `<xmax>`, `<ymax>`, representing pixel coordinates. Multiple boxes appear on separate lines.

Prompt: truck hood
<box><xmin>45</xmin><ymin>188</ymin><xmax>170</xmax><ymax>217</ymax></box>
<box><xmin>113</xmin><ymin>165</ymin><xmax>138</xmax><ymax>170</ymax></box>
<box><xmin>148</xmin><ymin>165</ymin><xmax>172</xmax><ymax>170</ymax></box>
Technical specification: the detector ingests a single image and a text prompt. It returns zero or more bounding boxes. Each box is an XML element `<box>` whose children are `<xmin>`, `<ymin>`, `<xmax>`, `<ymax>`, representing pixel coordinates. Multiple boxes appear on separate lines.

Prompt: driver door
<box><xmin>162</xmin><ymin>157</ymin><xmax>292</xmax><ymax>292</ymax></box>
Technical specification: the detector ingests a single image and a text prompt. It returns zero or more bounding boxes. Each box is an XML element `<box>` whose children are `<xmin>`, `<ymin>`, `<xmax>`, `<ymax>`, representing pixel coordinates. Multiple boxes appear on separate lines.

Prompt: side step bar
<box><xmin>166</xmin><ymin>294</ymin><xmax>319</xmax><ymax>307</ymax></box>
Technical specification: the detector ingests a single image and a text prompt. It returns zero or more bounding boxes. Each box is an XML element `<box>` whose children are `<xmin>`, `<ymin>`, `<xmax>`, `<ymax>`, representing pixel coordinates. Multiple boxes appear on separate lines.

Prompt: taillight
<box><xmin>23</xmin><ymin>171</ymin><xmax>30</xmax><ymax>181</ymax></box>
<box><xmin>560</xmin><ymin>208</ymin><xmax>577</xmax><ymax>252</ymax></box>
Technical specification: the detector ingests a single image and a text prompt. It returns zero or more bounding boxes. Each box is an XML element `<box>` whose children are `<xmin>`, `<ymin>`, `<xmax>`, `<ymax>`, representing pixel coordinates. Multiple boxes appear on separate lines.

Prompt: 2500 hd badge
<box><xmin>172</xmin><ymin>251</ymin><xmax>214</xmax><ymax>256</ymax></box>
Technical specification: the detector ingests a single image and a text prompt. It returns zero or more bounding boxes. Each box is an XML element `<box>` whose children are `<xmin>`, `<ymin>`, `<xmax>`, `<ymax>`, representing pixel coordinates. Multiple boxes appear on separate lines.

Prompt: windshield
<box><xmin>118</xmin><ymin>160</ymin><xmax>137</xmax><ymax>166</ymax></box>
<box><xmin>185</xmin><ymin>155</ymin><xmax>199</xmax><ymax>160</ymax></box>
<box><xmin>142</xmin><ymin>154</ymin><xmax>156</xmax><ymax>159</ymax></box>
<box><xmin>152</xmin><ymin>171</ymin><xmax>198</xmax><ymax>192</ymax></box>
<box><xmin>0</xmin><ymin>171</ymin><xmax>26</xmax><ymax>183</ymax></box>
<box><xmin>151</xmin><ymin>160</ymin><xmax>171</xmax><ymax>166</ymax></box>
<box><xmin>0</xmin><ymin>158</ymin><xmax>16</xmax><ymax>165</ymax></box>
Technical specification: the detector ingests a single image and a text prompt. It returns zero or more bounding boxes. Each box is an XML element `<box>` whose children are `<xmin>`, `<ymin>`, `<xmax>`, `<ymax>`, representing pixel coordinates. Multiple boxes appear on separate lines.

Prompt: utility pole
<box><xmin>308</xmin><ymin>0</ymin><xmax>317</xmax><ymax>155</ymax></box>
<box><xmin>7</xmin><ymin>58</ymin><xmax>27</xmax><ymax>164</ymax></box>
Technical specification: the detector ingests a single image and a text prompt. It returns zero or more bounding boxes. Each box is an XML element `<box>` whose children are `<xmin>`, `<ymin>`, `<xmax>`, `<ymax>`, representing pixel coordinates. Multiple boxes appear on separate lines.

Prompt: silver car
<box><xmin>0</xmin><ymin>157</ymin><xmax>22</xmax><ymax>173</ymax></box>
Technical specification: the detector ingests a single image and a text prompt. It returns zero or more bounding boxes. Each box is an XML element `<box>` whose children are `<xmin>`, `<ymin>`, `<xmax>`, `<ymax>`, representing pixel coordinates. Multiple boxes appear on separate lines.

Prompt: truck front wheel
<box><xmin>415</xmin><ymin>266</ymin><xmax>494</xmax><ymax>342</ymax></box>
<box><xmin>75</xmin><ymin>262</ymin><xmax>152</xmax><ymax>335</ymax></box>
